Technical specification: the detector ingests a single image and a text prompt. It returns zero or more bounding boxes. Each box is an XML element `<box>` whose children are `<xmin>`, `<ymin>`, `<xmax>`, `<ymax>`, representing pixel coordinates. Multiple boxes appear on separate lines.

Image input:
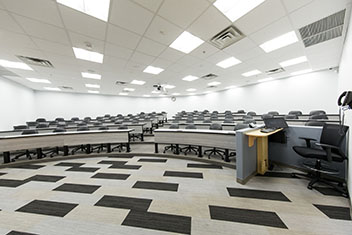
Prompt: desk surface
<box><xmin>245</xmin><ymin>128</ymin><xmax>283</xmax><ymax>137</ymax></box>
<box><xmin>154</xmin><ymin>129</ymin><xmax>236</xmax><ymax>135</ymax></box>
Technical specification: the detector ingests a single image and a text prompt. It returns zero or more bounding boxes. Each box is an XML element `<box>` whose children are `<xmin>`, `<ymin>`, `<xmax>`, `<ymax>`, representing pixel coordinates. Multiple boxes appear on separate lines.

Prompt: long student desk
<box><xmin>154</xmin><ymin>129</ymin><xmax>236</xmax><ymax>162</ymax></box>
<box><xmin>0</xmin><ymin>129</ymin><xmax>133</xmax><ymax>163</ymax></box>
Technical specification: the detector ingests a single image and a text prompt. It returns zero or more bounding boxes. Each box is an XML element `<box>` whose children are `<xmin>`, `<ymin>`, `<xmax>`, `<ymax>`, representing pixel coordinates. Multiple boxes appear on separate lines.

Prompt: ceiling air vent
<box><xmin>210</xmin><ymin>25</ymin><xmax>245</xmax><ymax>50</ymax></box>
<box><xmin>265</xmin><ymin>67</ymin><xmax>285</xmax><ymax>75</ymax></box>
<box><xmin>115</xmin><ymin>81</ymin><xmax>127</xmax><ymax>85</ymax></box>
<box><xmin>0</xmin><ymin>66</ymin><xmax>20</xmax><ymax>77</ymax></box>
<box><xmin>201</xmin><ymin>73</ymin><xmax>218</xmax><ymax>80</ymax></box>
<box><xmin>299</xmin><ymin>9</ymin><xmax>346</xmax><ymax>47</ymax></box>
<box><xmin>17</xmin><ymin>56</ymin><xmax>54</xmax><ymax>68</ymax></box>
<box><xmin>59</xmin><ymin>86</ymin><xmax>73</xmax><ymax>90</ymax></box>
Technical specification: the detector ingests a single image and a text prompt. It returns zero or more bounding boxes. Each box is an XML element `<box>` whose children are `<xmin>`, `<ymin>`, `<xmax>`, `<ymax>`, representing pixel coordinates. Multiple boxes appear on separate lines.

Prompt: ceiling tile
<box><xmin>1</xmin><ymin>0</ymin><xmax>63</xmax><ymax>27</ymax></box>
<box><xmin>187</xmin><ymin>5</ymin><xmax>231</xmax><ymax>41</ymax></box>
<box><xmin>136</xmin><ymin>37</ymin><xmax>167</xmax><ymax>57</ymax></box>
<box><xmin>144</xmin><ymin>15</ymin><xmax>183</xmax><ymax>46</ymax></box>
<box><xmin>104</xmin><ymin>43</ymin><xmax>133</xmax><ymax>60</ymax></box>
<box><xmin>205</xmin><ymin>50</ymin><xmax>231</xmax><ymax>64</ymax></box>
<box><xmin>190</xmin><ymin>42</ymin><xmax>220</xmax><ymax>59</ymax></box>
<box><xmin>106</xmin><ymin>24</ymin><xmax>141</xmax><ymax>50</ymax></box>
<box><xmin>223</xmin><ymin>38</ymin><xmax>257</xmax><ymax>56</ymax></box>
<box><xmin>68</xmin><ymin>31</ymin><xmax>105</xmax><ymax>54</ymax></box>
<box><xmin>0</xmin><ymin>9</ymin><xmax>24</xmax><ymax>33</ymax></box>
<box><xmin>158</xmin><ymin>47</ymin><xmax>185</xmax><ymax>62</ymax></box>
<box><xmin>281</xmin><ymin>0</ymin><xmax>313</xmax><ymax>13</ymax></box>
<box><xmin>110</xmin><ymin>0</ymin><xmax>154</xmax><ymax>35</ymax></box>
<box><xmin>32</xmin><ymin>37</ymin><xmax>74</xmax><ymax>57</ymax></box>
<box><xmin>158</xmin><ymin>0</ymin><xmax>210</xmax><ymax>28</ymax></box>
<box><xmin>130</xmin><ymin>51</ymin><xmax>156</xmax><ymax>65</ymax></box>
<box><xmin>0</xmin><ymin>29</ymin><xmax>37</xmax><ymax>51</ymax></box>
<box><xmin>58</xmin><ymin>5</ymin><xmax>107</xmax><ymax>40</ymax></box>
<box><xmin>235</xmin><ymin>0</ymin><xmax>286</xmax><ymax>35</ymax></box>
<box><xmin>14</xmin><ymin>15</ymin><xmax>70</xmax><ymax>45</ymax></box>
<box><xmin>132</xmin><ymin>0</ymin><xmax>163</xmax><ymax>12</ymax></box>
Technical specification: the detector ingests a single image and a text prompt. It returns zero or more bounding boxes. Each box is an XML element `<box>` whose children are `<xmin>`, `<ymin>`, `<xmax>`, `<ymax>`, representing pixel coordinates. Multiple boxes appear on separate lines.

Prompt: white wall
<box><xmin>338</xmin><ymin>10</ymin><xmax>352</xmax><ymax>201</ymax></box>
<box><xmin>34</xmin><ymin>69</ymin><xmax>339</xmax><ymax>120</ymax></box>
<box><xmin>0</xmin><ymin>77</ymin><xmax>35</xmax><ymax>131</ymax></box>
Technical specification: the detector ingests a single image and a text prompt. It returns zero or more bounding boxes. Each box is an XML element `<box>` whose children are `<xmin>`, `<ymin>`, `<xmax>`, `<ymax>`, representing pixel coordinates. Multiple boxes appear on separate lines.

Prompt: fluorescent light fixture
<box><xmin>279</xmin><ymin>56</ymin><xmax>308</xmax><ymax>67</ymax></box>
<box><xmin>172</xmin><ymin>93</ymin><xmax>180</xmax><ymax>96</ymax></box>
<box><xmin>73</xmin><ymin>47</ymin><xmax>104</xmax><ymax>63</ymax></box>
<box><xmin>216</xmin><ymin>57</ymin><xmax>242</xmax><ymax>68</ymax></box>
<box><xmin>260</xmin><ymin>31</ymin><xmax>298</xmax><ymax>53</ymax></box>
<box><xmin>88</xmin><ymin>90</ymin><xmax>99</xmax><ymax>94</ymax></box>
<box><xmin>169</xmin><ymin>31</ymin><xmax>204</xmax><ymax>54</ymax></box>
<box><xmin>242</xmin><ymin>69</ymin><xmax>261</xmax><ymax>77</ymax></box>
<box><xmin>226</xmin><ymin>85</ymin><xmax>237</xmax><ymax>89</ymax></box>
<box><xmin>81</xmin><ymin>72</ymin><xmax>101</xmax><ymax>80</ymax></box>
<box><xmin>143</xmin><ymin>95</ymin><xmax>151</xmax><ymax>97</ymax></box>
<box><xmin>151</xmin><ymin>90</ymin><xmax>161</xmax><ymax>94</ymax></box>
<box><xmin>290</xmin><ymin>69</ymin><xmax>313</xmax><ymax>76</ymax></box>
<box><xmin>186</xmin><ymin>88</ymin><xmax>197</xmax><ymax>92</ymax></box>
<box><xmin>143</xmin><ymin>65</ymin><xmax>164</xmax><ymax>75</ymax></box>
<box><xmin>258</xmin><ymin>77</ymin><xmax>275</xmax><ymax>83</ymax></box>
<box><xmin>26</xmin><ymin>78</ymin><xmax>51</xmax><ymax>84</ymax></box>
<box><xmin>123</xmin><ymin>88</ymin><xmax>135</xmax><ymax>92</ymax></box>
<box><xmin>119</xmin><ymin>92</ymin><xmax>128</xmax><ymax>95</ymax></box>
<box><xmin>162</xmin><ymin>84</ymin><xmax>176</xmax><ymax>89</ymax></box>
<box><xmin>85</xmin><ymin>83</ymin><xmax>100</xmax><ymax>88</ymax></box>
<box><xmin>0</xmin><ymin>59</ymin><xmax>32</xmax><ymax>70</ymax></box>
<box><xmin>208</xmin><ymin>81</ymin><xmax>221</xmax><ymax>86</ymax></box>
<box><xmin>44</xmin><ymin>87</ymin><xmax>61</xmax><ymax>91</ymax></box>
<box><xmin>214</xmin><ymin>0</ymin><xmax>265</xmax><ymax>22</ymax></box>
<box><xmin>57</xmin><ymin>0</ymin><xmax>110</xmax><ymax>22</ymax></box>
<box><xmin>182</xmin><ymin>75</ymin><xmax>199</xmax><ymax>82</ymax></box>
<box><xmin>131</xmin><ymin>80</ymin><xmax>146</xmax><ymax>85</ymax></box>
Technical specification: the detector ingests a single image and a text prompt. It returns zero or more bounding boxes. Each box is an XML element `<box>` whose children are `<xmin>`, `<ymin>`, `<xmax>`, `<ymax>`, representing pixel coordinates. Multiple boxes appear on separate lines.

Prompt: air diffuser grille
<box><xmin>210</xmin><ymin>25</ymin><xmax>244</xmax><ymax>50</ymax></box>
<box><xmin>201</xmin><ymin>73</ymin><xmax>218</xmax><ymax>80</ymax></box>
<box><xmin>265</xmin><ymin>67</ymin><xmax>285</xmax><ymax>75</ymax></box>
<box><xmin>17</xmin><ymin>56</ymin><xmax>54</xmax><ymax>68</ymax></box>
<box><xmin>299</xmin><ymin>9</ymin><xmax>346</xmax><ymax>47</ymax></box>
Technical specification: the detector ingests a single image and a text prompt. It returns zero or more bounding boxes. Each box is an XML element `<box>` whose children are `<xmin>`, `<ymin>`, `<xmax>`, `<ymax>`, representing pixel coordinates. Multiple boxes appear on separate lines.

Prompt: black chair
<box><xmin>12</xmin><ymin>130</ymin><xmax>39</xmax><ymax>161</ymax></box>
<box><xmin>292</xmin><ymin>124</ymin><xmax>349</xmax><ymax>197</ymax></box>
<box><xmin>186</xmin><ymin>119</ymin><xmax>194</xmax><ymax>124</ymax></box>
<box><xmin>247</xmin><ymin>111</ymin><xmax>256</xmax><ymax>116</ymax></box>
<box><xmin>237</xmin><ymin>110</ymin><xmax>245</xmax><ymax>114</ymax></box>
<box><xmin>284</xmin><ymin>114</ymin><xmax>298</xmax><ymax>120</ymax></box>
<box><xmin>243</xmin><ymin>115</ymin><xmax>253</xmax><ymax>119</ymax></box>
<box><xmin>77</xmin><ymin>122</ymin><xmax>88</xmax><ymax>127</ymax></box>
<box><xmin>48</xmin><ymin>121</ymin><xmax>58</xmax><ymax>126</ymax></box>
<box><xmin>163</xmin><ymin>124</ymin><xmax>182</xmax><ymax>154</ymax></box>
<box><xmin>26</xmin><ymin>121</ymin><xmax>37</xmax><ymax>127</ymax></box>
<box><xmin>84</xmin><ymin>117</ymin><xmax>92</xmax><ymax>122</ymax></box>
<box><xmin>181</xmin><ymin>124</ymin><xmax>198</xmax><ymax>155</ymax></box>
<box><xmin>203</xmin><ymin>119</ymin><xmax>212</xmax><ymax>123</ymax></box>
<box><xmin>243</xmin><ymin>119</ymin><xmax>256</xmax><ymax>124</ymax></box>
<box><xmin>93</xmin><ymin>122</ymin><xmax>103</xmax><ymax>127</ymax></box>
<box><xmin>13</xmin><ymin>125</ymin><xmax>28</xmax><ymax>130</ymax></box>
<box><xmin>268</xmin><ymin>111</ymin><xmax>279</xmax><ymax>116</ymax></box>
<box><xmin>43</xmin><ymin>128</ymin><xmax>67</xmax><ymax>157</ymax></box>
<box><xmin>204</xmin><ymin>123</ymin><xmax>226</xmax><ymax>159</ymax></box>
<box><xmin>289</xmin><ymin>111</ymin><xmax>302</xmax><ymax>116</ymax></box>
<box><xmin>305</xmin><ymin>121</ymin><xmax>325</xmax><ymax>126</ymax></box>
<box><xmin>36</xmin><ymin>123</ymin><xmax>49</xmax><ymax>128</ymax></box>
<box><xmin>36</xmin><ymin>118</ymin><xmax>46</xmax><ymax>122</ymax></box>
<box><xmin>71</xmin><ymin>117</ymin><xmax>80</xmax><ymax>121</ymax></box>
<box><xmin>262</xmin><ymin>114</ymin><xmax>273</xmax><ymax>120</ymax></box>
<box><xmin>309</xmin><ymin>110</ymin><xmax>326</xmax><ymax>116</ymax></box>
<box><xmin>55</xmin><ymin>117</ymin><xmax>65</xmax><ymax>122</ymax></box>
<box><xmin>71</xmin><ymin>127</ymin><xmax>90</xmax><ymax>155</ymax></box>
<box><xmin>234</xmin><ymin>123</ymin><xmax>249</xmax><ymax>131</ymax></box>
<box><xmin>310</xmin><ymin>114</ymin><xmax>328</xmax><ymax>120</ymax></box>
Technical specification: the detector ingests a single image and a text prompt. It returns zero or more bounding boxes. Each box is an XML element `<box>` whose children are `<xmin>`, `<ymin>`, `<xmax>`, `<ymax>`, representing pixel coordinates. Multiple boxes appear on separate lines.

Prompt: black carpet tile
<box><xmin>314</xmin><ymin>204</ymin><xmax>351</xmax><ymax>220</ymax></box>
<box><xmin>0</xmin><ymin>179</ymin><xmax>25</xmax><ymax>188</ymax></box>
<box><xmin>97</xmin><ymin>160</ymin><xmax>127</xmax><ymax>165</ymax></box>
<box><xmin>122</xmin><ymin>210</ymin><xmax>191</xmax><ymax>235</ymax></box>
<box><xmin>138</xmin><ymin>158</ymin><xmax>168</xmax><ymax>163</ymax></box>
<box><xmin>315</xmin><ymin>187</ymin><xmax>344</xmax><ymax>197</ymax></box>
<box><xmin>95</xmin><ymin>195</ymin><xmax>152</xmax><ymax>211</ymax></box>
<box><xmin>66</xmin><ymin>167</ymin><xmax>100</xmax><ymax>172</ymax></box>
<box><xmin>227</xmin><ymin>188</ymin><xmax>291</xmax><ymax>202</ymax></box>
<box><xmin>108</xmin><ymin>155</ymin><xmax>134</xmax><ymax>159</ymax></box>
<box><xmin>53</xmin><ymin>183</ymin><xmax>101</xmax><ymax>194</ymax></box>
<box><xmin>0</xmin><ymin>172</ymin><xmax>7</xmax><ymax>176</ymax></box>
<box><xmin>54</xmin><ymin>162</ymin><xmax>85</xmax><ymax>167</ymax></box>
<box><xmin>256</xmin><ymin>172</ymin><xmax>299</xmax><ymax>178</ymax></box>
<box><xmin>26</xmin><ymin>175</ymin><xmax>65</xmax><ymax>182</ymax></box>
<box><xmin>9</xmin><ymin>164</ymin><xmax>45</xmax><ymax>170</ymax></box>
<box><xmin>209</xmin><ymin>205</ymin><xmax>288</xmax><ymax>229</ymax></box>
<box><xmin>91</xmin><ymin>173</ymin><xmax>130</xmax><ymax>180</ymax></box>
<box><xmin>7</xmin><ymin>231</ymin><xmax>39</xmax><ymax>235</ymax></box>
<box><xmin>133</xmin><ymin>181</ymin><xmax>178</xmax><ymax>192</ymax></box>
<box><xmin>16</xmin><ymin>200</ymin><xmax>78</xmax><ymax>217</ymax></box>
<box><xmin>187</xmin><ymin>163</ymin><xmax>223</xmax><ymax>169</ymax></box>
<box><xmin>109</xmin><ymin>164</ymin><xmax>141</xmax><ymax>170</ymax></box>
<box><xmin>164</xmin><ymin>171</ymin><xmax>203</xmax><ymax>179</ymax></box>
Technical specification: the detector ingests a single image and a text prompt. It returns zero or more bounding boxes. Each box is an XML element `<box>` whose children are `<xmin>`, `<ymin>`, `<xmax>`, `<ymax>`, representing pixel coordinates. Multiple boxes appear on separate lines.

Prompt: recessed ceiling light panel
<box><xmin>182</xmin><ymin>75</ymin><xmax>199</xmax><ymax>82</ymax></box>
<box><xmin>216</xmin><ymin>57</ymin><xmax>242</xmax><ymax>69</ymax></box>
<box><xmin>258</xmin><ymin>77</ymin><xmax>275</xmax><ymax>83</ymax></box>
<box><xmin>259</xmin><ymin>31</ymin><xmax>299</xmax><ymax>53</ymax></box>
<box><xmin>85</xmin><ymin>83</ymin><xmax>100</xmax><ymax>88</ymax></box>
<box><xmin>170</xmin><ymin>31</ymin><xmax>204</xmax><ymax>54</ymax></box>
<box><xmin>143</xmin><ymin>66</ymin><xmax>164</xmax><ymax>75</ymax></box>
<box><xmin>88</xmin><ymin>90</ymin><xmax>99</xmax><ymax>94</ymax></box>
<box><xmin>26</xmin><ymin>78</ymin><xmax>51</xmax><ymax>84</ymax></box>
<box><xmin>131</xmin><ymin>80</ymin><xmax>146</xmax><ymax>85</ymax></box>
<box><xmin>81</xmin><ymin>72</ymin><xmax>101</xmax><ymax>80</ymax></box>
<box><xmin>242</xmin><ymin>69</ymin><xmax>261</xmax><ymax>77</ymax></box>
<box><xmin>279</xmin><ymin>56</ymin><xmax>308</xmax><ymax>67</ymax></box>
<box><xmin>186</xmin><ymin>88</ymin><xmax>197</xmax><ymax>92</ymax></box>
<box><xmin>0</xmin><ymin>59</ymin><xmax>33</xmax><ymax>70</ymax></box>
<box><xmin>44</xmin><ymin>87</ymin><xmax>61</xmax><ymax>91</ymax></box>
<box><xmin>73</xmin><ymin>47</ymin><xmax>104</xmax><ymax>63</ymax></box>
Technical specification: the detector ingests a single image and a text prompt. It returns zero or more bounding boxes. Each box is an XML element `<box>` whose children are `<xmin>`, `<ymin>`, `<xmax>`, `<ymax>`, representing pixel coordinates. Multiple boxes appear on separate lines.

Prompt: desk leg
<box><xmin>126</xmin><ymin>143</ymin><xmax>131</xmax><ymax>152</ymax></box>
<box><xmin>141</xmin><ymin>134</ymin><xmax>144</xmax><ymax>141</ymax></box>
<box><xmin>36</xmin><ymin>148</ymin><xmax>43</xmax><ymax>159</ymax></box>
<box><xmin>107</xmin><ymin>143</ymin><xmax>111</xmax><ymax>153</ymax></box>
<box><xmin>86</xmin><ymin>144</ymin><xmax>91</xmax><ymax>154</ymax></box>
<box><xmin>175</xmin><ymin>144</ymin><xmax>180</xmax><ymax>155</ymax></box>
<box><xmin>257</xmin><ymin>136</ymin><xmax>268</xmax><ymax>175</ymax></box>
<box><xmin>224</xmin><ymin>149</ymin><xmax>230</xmax><ymax>162</ymax></box>
<box><xmin>154</xmin><ymin>143</ymin><xmax>158</xmax><ymax>153</ymax></box>
<box><xmin>198</xmin><ymin>146</ymin><xmax>202</xmax><ymax>158</ymax></box>
<box><xmin>63</xmin><ymin>146</ymin><xmax>69</xmax><ymax>156</ymax></box>
<box><xmin>3</xmin><ymin>152</ymin><xmax>10</xmax><ymax>163</ymax></box>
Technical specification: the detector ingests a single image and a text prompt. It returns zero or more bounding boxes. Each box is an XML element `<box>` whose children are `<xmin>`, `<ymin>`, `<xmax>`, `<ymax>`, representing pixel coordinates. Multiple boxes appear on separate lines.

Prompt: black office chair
<box><xmin>268</xmin><ymin>111</ymin><xmax>279</xmax><ymax>116</ymax></box>
<box><xmin>305</xmin><ymin>121</ymin><xmax>325</xmax><ymax>126</ymax></box>
<box><xmin>284</xmin><ymin>114</ymin><xmax>298</xmax><ymax>119</ymax></box>
<box><xmin>42</xmin><ymin>128</ymin><xmax>67</xmax><ymax>157</ymax></box>
<box><xmin>48</xmin><ymin>121</ymin><xmax>58</xmax><ymax>126</ymax></box>
<box><xmin>181</xmin><ymin>124</ymin><xmax>198</xmax><ymax>155</ymax></box>
<box><xmin>36</xmin><ymin>123</ymin><xmax>49</xmax><ymax>129</ymax></box>
<box><xmin>234</xmin><ymin>123</ymin><xmax>249</xmax><ymax>131</ymax></box>
<box><xmin>262</xmin><ymin>114</ymin><xmax>274</xmax><ymax>120</ymax></box>
<box><xmin>84</xmin><ymin>117</ymin><xmax>92</xmax><ymax>122</ymax></box>
<box><xmin>163</xmin><ymin>124</ymin><xmax>182</xmax><ymax>154</ymax></box>
<box><xmin>55</xmin><ymin>117</ymin><xmax>65</xmax><ymax>122</ymax></box>
<box><xmin>11</xmin><ymin>130</ymin><xmax>39</xmax><ymax>161</ymax></box>
<box><xmin>204</xmin><ymin>123</ymin><xmax>226</xmax><ymax>159</ymax></box>
<box><xmin>71</xmin><ymin>127</ymin><xmax>90</xmax><ymax>155</ymax></box>
<box><xmin>77</xmin><ymin>122</ymin><xmax>88</xmax><ymax>127</ymax></box>
<box><xmin>243</xmin><ymin>119</ymin><xmax>256</xmax><ymax>124</ymax></box>
<box><xmin>186</xmin><ymin>119</ymin><xmax>194</xmax><ymax>123</ymax></box>
<box><xmin>13</xmin><ymin>125</ymin><xmax>28</xmax><ymax>130</ymax></box>
<box><xmin>203</xmin><ymin>119</ymin><xmax>212</xmax><ymax>123</ymax></box>
<box><xmin>309</xmin><ymin>110</ymin><xmax>326</xmax><ymax>116</ymax></box>
<box><xmin>289</xmin><ymin>111</ymin><xmax>302</xmax><ymax>116</ymax></box>
<box><xmin>26</xmin><ymin>121</ymin><xmax>37</xmax><ymax>127</ymax></box>
<box><xmin>93</xmin><ymin>122</ymin><xmax>103</xmax><ymax>127</ymax></box>
<box><xmin>310</xmin><ymin>114</ymin><xmax>328</xmax><ymax>120</ymax></box>
<box><xmin>36</xmin><ymin>118</ymin><xmax>46</xmax><ymax>122</ymax></box>
<box><xmin>237</xmin><ymin>110</ymin><xmax>245</xmax><ymax>114</ymax></box>
<box><xmin>292</xmin><ymin>124</ymin><xmax>349</xmax><ymax>197</ymax></box>
<box><xmin>247</xmin><ymin>111</ymin><xmax>256</xmax><ymax>116</ymax></box>
<box><xmin>243</xmin><ymin>115</ymin><xmax>253</xmax><ymax>119</ymax></box>
<box><xmin>71</xmin><ymin>117</ymin><xmax>80</xmax><ymax>122</ymax></box>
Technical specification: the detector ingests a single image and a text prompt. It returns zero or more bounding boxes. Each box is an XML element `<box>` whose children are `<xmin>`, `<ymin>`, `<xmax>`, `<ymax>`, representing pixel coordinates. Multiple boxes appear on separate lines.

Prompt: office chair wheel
<box><xmin>307</xmin><ymin>185</ymin><xmax>313</xmax><ymax>190</ymax></box>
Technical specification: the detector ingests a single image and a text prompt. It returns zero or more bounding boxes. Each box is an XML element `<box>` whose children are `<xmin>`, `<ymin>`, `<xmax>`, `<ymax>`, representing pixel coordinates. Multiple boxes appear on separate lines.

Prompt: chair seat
<box><xmin>293</xmin><ymin>146</ymin><xmax>344</xmax><ymax>162</ymax></box>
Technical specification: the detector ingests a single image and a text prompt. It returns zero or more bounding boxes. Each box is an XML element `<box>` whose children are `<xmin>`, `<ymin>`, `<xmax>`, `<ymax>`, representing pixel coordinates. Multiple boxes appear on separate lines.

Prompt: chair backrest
<box><xmin>77</xmin><ymin>127</ymin><xmax>89</xmax><ymax>131</ymax></box>
<box><xmin>203</xmin><ymin>119</ymin><xmax>212</xmax><ymax>123</ymax></box>
<box><xmin>234</xmin><ymin>123</ymin><xmax>249</xmax><ymax>131</ymax></box>
<box><xmin>26</xmin><ymin>121</ymin><xmax>37</xmax><ymax>126</ymax></box>
<box><xmin>93</xmin><ymin>122</ymin><xmax>103</xmax><ymax>126</ymax></box>
<box><xmin>284</xmin><ymin>114</ymin><xmax>298</xmax><ymax>120</ymax></box>
<box><xmin>77</xmin><ymin>122</ymin><xmax>87</xmax><ymax>126</ymax></box>
<box><xmin>115</xmin><ymin>121</ymin><xmax>123</xmax><ymax>125</ymax></box>
<box><xmin>223</xmin><ymin>119</ymin><xmax>234</xmax><ymax>123</ymax></box>
<box><xmin>309</xmin><ymin>110</ymin><xmax>326</xmax><ymax>116</ymax></box>
<box><xmin>55</xmin><ymin>117</ymin><xmax>65</xmax><ymax>122</ymax></box>
<box><xmin>247</xmin><ymin>111</ymin><xmax>256</xmax><ymax>116</ymax></box>
<box><xmin>132</xmin><ymin>119</ymin><xmax>139</xmax><ymax>123</ymax></box>
<box><xmin>268</xmin><ymin>111</ymin><xmax>279</xmax><ymax>116</ymax></box>
<box><xmin>243</xmin><ymin>119</ymin><xmax>256</xmax><ymax>124</ymax></box>
<box><xmin>305</xmin><ymin>121</ymin><xmax>325</xmax><ymax>126</ymax></box>
<box><xmin>104</xmin><ymin>114</ymin><xmax>111</xmax><ymax>117</ymax></box>
<box><xmin>36</xmin><ymin>123</ymin><xmax>49</xmax><ymax>128</ymax></box>
<box><xmin>22</xmin><ymin>129</ymin><xmax>38</xmax><ymax>135</ymax></box>
<box><xmin>169</xmin><ymin>124</ymin><xmax>179</xmax><ymax>129</ymax></box>
<box><xmin>289</xmin><ymin>111</ymin><xmax>302</xmax><ymax>116</ymax></box>
<box><xmin>71</xmin><ymin>117</ymin><xmax>80</xmax><ymax>121</ymax></box>
<box><xmin>243</xmin><ymin>115</ymin><xmax>253</xmax><ymax>119</ymax></box>
<box><xmin>186</xmin><ymin>119</ymin><xmax>194</xmax><ymax>123</ymax></box>
<box><xmin>320</xmin><ymin>124</ymin><xmax>349</xmax><ymax>156</ymax></box>
<box><xmin>262</xmin><ymin>114</ymin><xmax>273</xmax><ymax>120</ymax></box>
<box><xmin>237</xmin><ymin>110</ymin><xmax>245</xmax><ymax>114</ymax></box>
<box><xmin>118</xmin><ymin>125</ymin><xmax>128</xmax><ymax>130</ymax></box>
<box><xmin>49</xmin><ymin>121</ymin><xmax>57</xmax><ymax>126</ymax></box>
<box><xmin>84</xmin><ymin>117</ymin><xmax>91</xmax><ymax>121</ymax></box>
<box><xmin>53</xmin><ymin>128</ymin><xmax>66</xmax><ymax>133</ymax></box>
<box><xmin>14</xmin><ymin>125</ymin><xmax>28</xmax><ymax>130</ymax></box>
<box><xmin>310</xmin><ymin>114</ymin><xmax>328</xmax><ymax>120</ymax></box>
<box><xmin>36</xmin><ymin>118</ymin><xmax>46</xmax><ymax>122</ymax></box>
<box><xmin>209</xmin><ymin>123</ymin><xmax>222</xmax><ymax>130</ymax></box>
<box><xmin>98</xmin><ymin>126</ymin><xmax>109</xmax><ymax>130</ymax></box>
<box><xmin>185</xmin><ymin>124</ymin><xmax>197</xmax><ymax>129</ymax></box>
